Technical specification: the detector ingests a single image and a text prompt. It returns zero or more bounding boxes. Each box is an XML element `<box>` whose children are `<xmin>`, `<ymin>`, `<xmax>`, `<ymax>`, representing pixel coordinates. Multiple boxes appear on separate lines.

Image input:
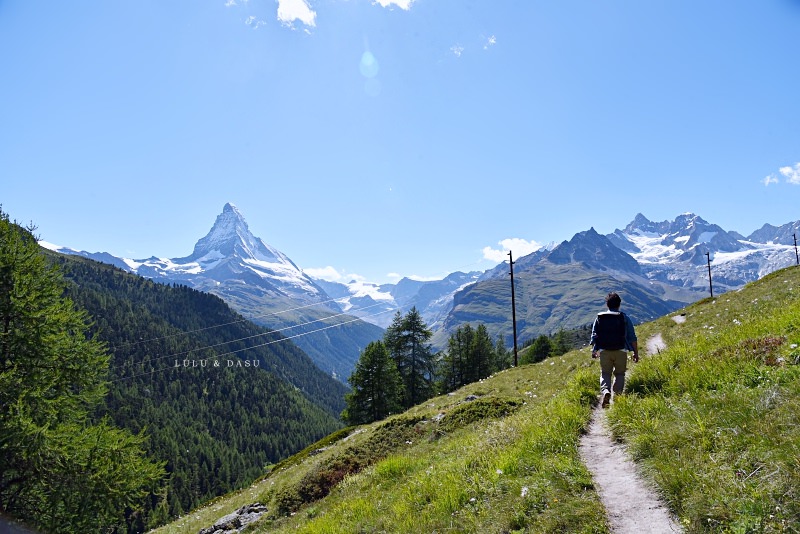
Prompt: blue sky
<box><xmin>2</xmin><ymin>1</ymin><xmax>800</xmax><ymax>285</ymax></box>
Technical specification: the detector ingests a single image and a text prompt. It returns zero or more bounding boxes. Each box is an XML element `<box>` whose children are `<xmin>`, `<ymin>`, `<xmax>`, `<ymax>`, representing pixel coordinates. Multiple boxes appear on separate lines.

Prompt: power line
<box><xmin>110</xmin><ymin>306</ymin><xmax>395</xmax><ymax>383</ymax></box>
<box><xmin>109</xmin><ymin>295</ymin><xmax>354</xmax><ymax>351</ymax></box>
<box><xmin>109</xmin><ymin>300</ymin><xmax>390</xmax><ymax>372</ymax></box>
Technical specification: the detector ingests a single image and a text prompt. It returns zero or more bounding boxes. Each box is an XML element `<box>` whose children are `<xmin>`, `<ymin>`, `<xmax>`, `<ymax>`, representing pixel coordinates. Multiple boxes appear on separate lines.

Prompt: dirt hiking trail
<box><xmin>579</xmin><ymin>408</ymin><xmax>681</xmax><ymax>533</ymax></box>
<box><xmin>579</xmin><ymin>332</ymin><xmax>681</xmax><ymax>533</ymax></box>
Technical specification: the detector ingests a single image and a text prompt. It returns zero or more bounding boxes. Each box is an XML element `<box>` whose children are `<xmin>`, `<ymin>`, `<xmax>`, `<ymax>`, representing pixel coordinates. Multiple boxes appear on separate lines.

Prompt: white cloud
<box><xmin>373</xmin><ymin>0</ymin><xmax>416</xmax><ymax>10</ymax></box>
<box><xmin>763</xmin><ymin>175</ymin><xmax>779</xmax><ymax>186</ymax></box>
<box><xmin>245</xmin><ymin>15</ymin><xmax>266</xmax><ymax>29</ymax></box>
<box><xmin>779</xmin><ymin>163</ymin><xmax>800</xmax><ymax>185</ymax></box>
<box><xmin>277</xmin><ymin>0</ymin><xmax>316</xmax><ymax>28</ymax></box>
<box><xmin>484</xmin><ymin>35</ymin><xmax>497</xmax><ymax>49</ymax></box>
<box><xmin>304</xmin><ymin>266</ymin><xmax>342</xmax><ymax>281</ymax></box>
<box><xmin>482</xmin><ymin>238</ymin><xmax>542</xmax><ymax>263</ymax></box>
<box><xmin>225</xmin><ymin>0</ymin><xmax>237</xmax><ymax>6</ymax></box>
<box><xmin>450</xmin><ymin>44</ymin><xmax>464</xmax><ymax>58</ymax></box>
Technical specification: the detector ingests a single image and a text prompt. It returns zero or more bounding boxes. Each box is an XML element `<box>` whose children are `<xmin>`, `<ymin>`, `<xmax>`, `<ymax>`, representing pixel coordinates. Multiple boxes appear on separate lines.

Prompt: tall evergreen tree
<box><xmin>494</xmin><ymin>335</ymin><xmax>512</xmax><ymax>372</ymax></box>
<box><xmin>438</xmin><ymin>324</ymin><xmax>474</xmax><ymax>393</ymax></box>
<box><xmin>439</xmin><ymin>324</ymin><xmax>498</xmax><ymax>394</ymax></box>
<box><xmin>384</xmin><ymin>308</ymin><xmax>434</xmax><ymax>408</ymax></box>
<box><xmin>467</xmin><ymin>324</ymin><xmax>494</xmax><ymax>383</ymax></box>
<box><xmin>0</xmin><ymin>210</ymin><xmax>164</xmax><ymax>533</ymax></box>
<box><xmin>342</xmin><ymin>341</ymin><xmax>403</xmax><ymax>425</ymax></box>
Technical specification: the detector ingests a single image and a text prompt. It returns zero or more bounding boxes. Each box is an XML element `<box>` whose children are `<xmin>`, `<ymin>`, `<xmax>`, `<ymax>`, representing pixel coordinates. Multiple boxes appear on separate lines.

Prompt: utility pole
<box><xmin>705</xmin><ymin>251</ymin><xmax>714</xmax><ymax>299</ymax></box>
<box><xmin>508</xmin><ymin>251</ymin><xmax>519</xmax><ymax>367</ymax></box>
<box><xmin>794</xmin><ymin>233</ymin><xmax>799</xmax><ymax>266</ymax></box>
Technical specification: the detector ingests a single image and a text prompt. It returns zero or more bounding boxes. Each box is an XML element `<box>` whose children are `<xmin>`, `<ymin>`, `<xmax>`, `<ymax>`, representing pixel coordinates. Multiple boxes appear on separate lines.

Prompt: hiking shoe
<box><xmin>601</xmin><ymin>392</ymin><xmax>611</xmax><ymax>408</ymax></box>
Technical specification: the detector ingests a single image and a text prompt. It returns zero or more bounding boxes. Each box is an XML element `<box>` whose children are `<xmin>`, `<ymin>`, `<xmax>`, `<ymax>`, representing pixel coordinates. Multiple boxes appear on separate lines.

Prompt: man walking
<box><xmin>590</xmin><ymin>292</ymin><xmax>639</xmax><ymax>408</ymax></box>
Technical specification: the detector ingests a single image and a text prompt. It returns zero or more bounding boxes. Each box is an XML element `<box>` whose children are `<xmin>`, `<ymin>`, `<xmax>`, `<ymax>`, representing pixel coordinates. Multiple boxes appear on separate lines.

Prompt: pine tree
<box><xmin>342</xmin><ymin>341</ymin><xmax>403</xmax><ymax>425</ymax></box>
<box><xmin>551</xmin><ymin>328</ymin><xmax>572</xmax><ymax>356</ymax></box>
<box><xmin>0</xmin><ymin>209</ymin><xmax>164</xmax><ymax>532</ymax></box>
<box><xmin>384</xmin><ymin>308</ymin><xmax>434</xmax><ymax>408</ymax></box>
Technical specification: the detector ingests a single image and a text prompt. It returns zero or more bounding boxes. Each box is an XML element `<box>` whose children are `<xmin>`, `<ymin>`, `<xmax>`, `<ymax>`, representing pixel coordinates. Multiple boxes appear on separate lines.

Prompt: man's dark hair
<box><xmin>605</xmin><ymin>292</ymin><xmax>622</xmax><ymax>309</ymax></box>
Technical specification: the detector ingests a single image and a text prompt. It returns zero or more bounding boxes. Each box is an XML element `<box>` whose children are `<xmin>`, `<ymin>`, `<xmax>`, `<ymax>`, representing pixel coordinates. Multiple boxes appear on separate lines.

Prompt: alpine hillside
<box><xmin>47</xmin><ymin>250</ymin><xmax>349</xmax><ymax>529</ymax></box>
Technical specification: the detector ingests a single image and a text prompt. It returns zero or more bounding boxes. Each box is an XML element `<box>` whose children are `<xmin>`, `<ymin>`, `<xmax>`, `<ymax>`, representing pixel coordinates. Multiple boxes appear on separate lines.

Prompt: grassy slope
<box><xmin>152</xmin><ymin>354</ymin><xmax>607</xmax><ymax>533</ymax></box>
<box><xmin>153</xmin><ymin>264</ymin><xmax>800</xmax><ymax>533</ymax></box>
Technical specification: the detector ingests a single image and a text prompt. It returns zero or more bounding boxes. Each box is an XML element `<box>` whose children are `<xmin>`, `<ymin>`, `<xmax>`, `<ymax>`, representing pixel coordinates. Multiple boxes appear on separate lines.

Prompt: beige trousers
<box><xmin>599</xmin><ymin>349</ymin><xmax>628</xmax><ymax>395</ymax></box>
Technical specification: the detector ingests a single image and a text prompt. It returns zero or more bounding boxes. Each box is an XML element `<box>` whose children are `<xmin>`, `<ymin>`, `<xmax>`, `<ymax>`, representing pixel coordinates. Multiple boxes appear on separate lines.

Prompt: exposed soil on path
<box><xmin>646</xmin><ymin>332</ymin><xmax>668</xmax><ymax>354</ymax></box>
<box><xmin>579</xmin><ymin>408</ymin><xmax>681</xmax><ymax>533</ymax></box>
<box><xmin>580</xmin><ymin>331</ymin><xmax>681</xmax><ymax>533</ymax></box>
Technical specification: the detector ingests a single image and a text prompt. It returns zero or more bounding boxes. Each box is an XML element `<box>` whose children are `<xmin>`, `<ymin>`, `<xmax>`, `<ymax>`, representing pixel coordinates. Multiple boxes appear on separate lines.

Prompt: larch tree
<box><xmin>439</xmin><ymin>323</ymin><xmax>497</xmax><ymax>394</ymax></box>
<box><xmin>494</xmin><ymin>335</ymin><xmax>512</xmax><ymax>372</ymax></box>
<box><xmin>0</xmin><ymin>209</ymin><xmax>164</xmax><ymax>533</ymax></box>
<box><xmin>384</xmin><ymin>308</ymin><xmax>435</xmax><ymax>408</ymax></box>
<box><xmin>468</xmin><ymin>324</ymin><xmax>494</xmax><ymax>381</ymax></box>
<box><xmin>342</xmin><ymin>340</ymin><xmax>403</xmax><ymax>425</ymax></box>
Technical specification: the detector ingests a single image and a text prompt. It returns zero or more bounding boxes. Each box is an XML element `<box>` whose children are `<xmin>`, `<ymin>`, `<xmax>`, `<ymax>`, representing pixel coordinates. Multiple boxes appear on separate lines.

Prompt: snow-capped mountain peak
<box><xmin>623</xmin><ymin>213</ymin><xmax>661</xmax><ymax>236</ymax></box>
<box><xmin>608</xmin><ymin>213</ymin><xmax>797</xmax><ymax>292</ymax></box>
<box><xmin>178</xmin><ymin>202</ymin><xmax>296</xmax><ymax>268</ymax></box>
<box><xmin>46</xmin><ymin>203</ymin><xmax>328</xmax><ymax>306</ymax></box>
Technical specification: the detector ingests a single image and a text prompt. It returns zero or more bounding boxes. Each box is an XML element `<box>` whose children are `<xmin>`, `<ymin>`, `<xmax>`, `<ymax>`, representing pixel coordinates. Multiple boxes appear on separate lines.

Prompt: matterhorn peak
<box><xmin>219</xmin><ymin>202</ymin><xmax>244</xmax><ymax>221</ymax></box>
<box><xmin>173</xmin><ymin>203</ymin><xmax>290</xmax><ymax>268</ymax></box>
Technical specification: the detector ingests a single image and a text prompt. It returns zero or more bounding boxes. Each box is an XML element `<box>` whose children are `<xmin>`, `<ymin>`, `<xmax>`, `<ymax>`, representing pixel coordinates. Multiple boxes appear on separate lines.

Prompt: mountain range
<box><xmin>43</xmin><ymin>205</ymin><xmax>800</xmax><ymax>377</ymax></box>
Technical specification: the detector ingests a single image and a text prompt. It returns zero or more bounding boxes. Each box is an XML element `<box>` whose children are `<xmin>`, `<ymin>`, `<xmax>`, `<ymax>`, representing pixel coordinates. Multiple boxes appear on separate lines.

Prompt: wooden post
<box><xmin>508</xmin><ymin>251</ymin><xmax>519</xmax><ymax>367</ymax></box>
<box><xmin>705</xmin><ymin>251</ymin><xmax>714</xmax><ymax>298</ymax></box>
